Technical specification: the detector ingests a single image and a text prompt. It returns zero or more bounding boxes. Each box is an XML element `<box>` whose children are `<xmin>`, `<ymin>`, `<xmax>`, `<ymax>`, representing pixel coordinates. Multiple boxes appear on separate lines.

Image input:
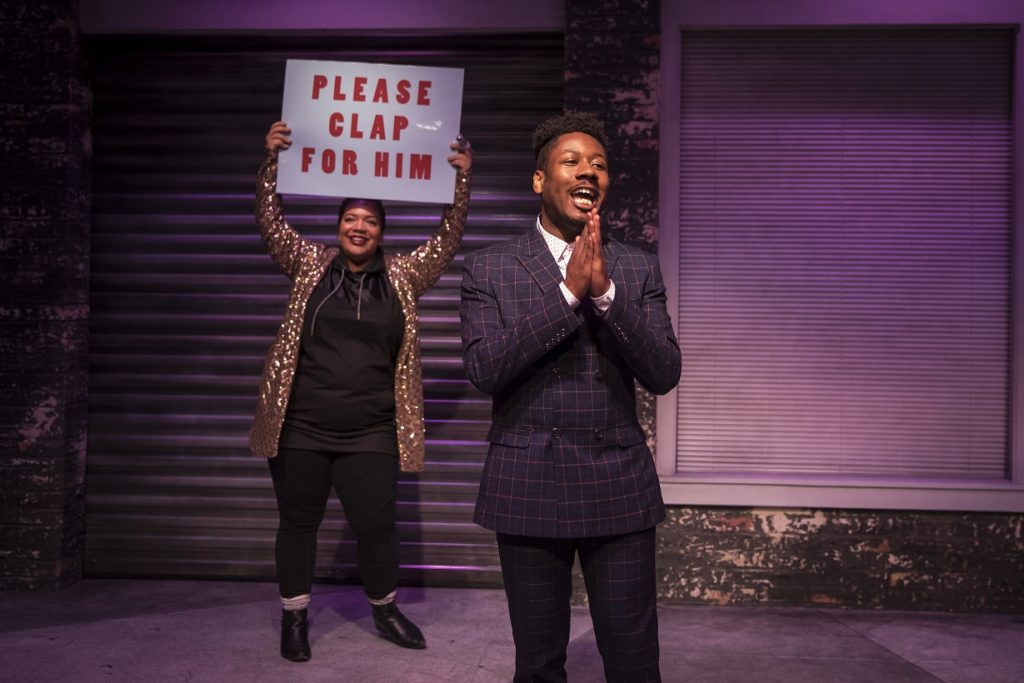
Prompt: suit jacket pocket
<box><xmin>613</xmin><ymin>424</ymin><xmax>646</xmax><ymax>448</ymax></box>
<box><xmin>487</xmin><ymin>423</ymin><xmax>534</xmax><ymax>448</ymax></box>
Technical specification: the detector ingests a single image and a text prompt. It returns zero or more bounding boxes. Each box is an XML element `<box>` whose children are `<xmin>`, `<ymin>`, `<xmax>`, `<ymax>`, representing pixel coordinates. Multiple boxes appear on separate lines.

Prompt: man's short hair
<box><xmin>531</xmin><ymin>110</ymin><xmax>608</xmax><ymax>170</ymax></box>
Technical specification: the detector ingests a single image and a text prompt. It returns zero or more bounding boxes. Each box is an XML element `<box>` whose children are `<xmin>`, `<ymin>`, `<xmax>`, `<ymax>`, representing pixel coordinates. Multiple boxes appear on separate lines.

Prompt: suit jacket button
<box><xmin>594</xmin><ymin>370</ymin><xmax>603</xmax><ymax>381</ymax></box>
<box><xmin>552</xmin><ymin>427</ymin><xmax>561</xmax><ymax>439</ymax></box>
<box><xmin>553</xmin><ymin>367</ymin><xmax>561</xmax><ymax>377</ymax></box>
<box><xmin>594</xmin><ymin>429</ymin><xmax>603</xmax><ymax>440</ymax></box>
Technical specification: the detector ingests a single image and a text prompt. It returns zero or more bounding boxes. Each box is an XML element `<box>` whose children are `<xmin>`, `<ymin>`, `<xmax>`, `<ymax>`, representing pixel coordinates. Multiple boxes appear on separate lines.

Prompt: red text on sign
<box><xmin>373</xmin><ymin>152</ymin><xmax>433</xmax><ymax>179</ymax></box>
<box><xmin>327</xmin><ymin>113</ymin><xmax>409</xmax><ymax>141</ymax></box>
<box><xmin>301</xmin><ymin>147</ymin><xmax>358</xmax><ymax>175</ymax></box>
<box><xmin>311</xmin><ymin>75</ymin><xmax>432</xmax><ymax>106</ymax></box>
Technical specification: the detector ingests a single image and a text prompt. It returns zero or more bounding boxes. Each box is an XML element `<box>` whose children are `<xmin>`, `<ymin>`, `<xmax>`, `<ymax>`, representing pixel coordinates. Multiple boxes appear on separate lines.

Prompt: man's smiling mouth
<box><xmin>570</xmin><ymin>186</ymin><xmax>598</xmax><ymax>210</ymax></box>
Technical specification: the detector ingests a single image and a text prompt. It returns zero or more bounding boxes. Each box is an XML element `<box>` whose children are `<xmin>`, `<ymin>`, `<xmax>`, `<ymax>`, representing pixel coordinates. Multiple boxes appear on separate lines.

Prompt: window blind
<box><xmin>676</xmin><ymin>29</ymin><xmax>1013</xmax><ymax>479</ymax></box>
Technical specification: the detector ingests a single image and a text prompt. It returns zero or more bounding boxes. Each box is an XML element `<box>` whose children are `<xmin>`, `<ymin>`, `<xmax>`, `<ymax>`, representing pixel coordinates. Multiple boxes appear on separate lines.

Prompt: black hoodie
<box><xmin>279</xmin><ymin>249</ymin><xmax>406</xmax><ymax>454</ymax></box>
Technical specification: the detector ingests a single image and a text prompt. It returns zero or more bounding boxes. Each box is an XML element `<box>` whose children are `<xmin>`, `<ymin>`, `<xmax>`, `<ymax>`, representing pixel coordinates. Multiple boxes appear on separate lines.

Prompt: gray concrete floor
<box><xmin>1</xmin><ymin>579</ymin><xmax>1023</xmax><ymax>682</ymax></box>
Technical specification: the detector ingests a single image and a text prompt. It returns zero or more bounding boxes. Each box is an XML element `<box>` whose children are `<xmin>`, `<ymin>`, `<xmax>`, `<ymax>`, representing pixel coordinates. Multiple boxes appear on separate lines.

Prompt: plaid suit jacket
<box><xmin>460</xmin><ymin>226</ymin><xmax>681</xmax><ymax>538</ymax></box>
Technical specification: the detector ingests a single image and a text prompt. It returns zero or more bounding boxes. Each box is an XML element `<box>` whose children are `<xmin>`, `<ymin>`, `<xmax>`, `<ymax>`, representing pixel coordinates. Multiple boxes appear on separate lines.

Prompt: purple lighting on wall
<box><xmin>675</xmin><ymin>28</ymin><xmax>1013</xmax><ymax>480</ymax></box>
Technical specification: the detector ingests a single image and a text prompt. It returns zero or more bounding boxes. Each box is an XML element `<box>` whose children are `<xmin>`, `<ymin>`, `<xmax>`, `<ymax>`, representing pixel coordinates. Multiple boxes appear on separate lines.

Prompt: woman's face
<box><xmin>337</xmin><ymin>201</ymin><xmax>382</xmax><ymax>271</ymax></box>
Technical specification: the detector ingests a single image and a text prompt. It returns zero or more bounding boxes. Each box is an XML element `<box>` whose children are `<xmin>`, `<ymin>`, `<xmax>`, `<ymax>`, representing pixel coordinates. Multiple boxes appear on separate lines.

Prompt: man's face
<box><xmin>533</xmin><ymin>132</ymin><xmax>609</xmax><ymax>240</ymax></box>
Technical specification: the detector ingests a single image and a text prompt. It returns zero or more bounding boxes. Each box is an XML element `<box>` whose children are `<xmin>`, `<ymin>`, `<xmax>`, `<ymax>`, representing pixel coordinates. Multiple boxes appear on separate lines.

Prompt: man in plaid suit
<box><xmin>459</xmin><ymin>111</ymin><xmax>681</xmax><ymax>682</ymax></box>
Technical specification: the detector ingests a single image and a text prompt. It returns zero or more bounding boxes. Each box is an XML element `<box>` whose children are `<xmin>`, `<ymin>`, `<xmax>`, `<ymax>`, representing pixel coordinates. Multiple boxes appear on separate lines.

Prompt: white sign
<box><xmin>278</xmin><ymin>59</ymin><xmax>464</xmax><ymax>204</ymax></box>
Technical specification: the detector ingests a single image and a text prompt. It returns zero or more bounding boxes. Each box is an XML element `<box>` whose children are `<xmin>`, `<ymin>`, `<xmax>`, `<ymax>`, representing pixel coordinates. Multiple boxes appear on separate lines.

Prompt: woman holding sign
<box><xmin>251</xmin><ymin>120</ymin><xmax>471</xmax><ymax>662</ymax></box>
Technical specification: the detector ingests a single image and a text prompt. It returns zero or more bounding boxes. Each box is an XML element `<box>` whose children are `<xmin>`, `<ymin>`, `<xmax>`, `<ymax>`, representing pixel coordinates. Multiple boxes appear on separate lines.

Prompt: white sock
<box><xmin>281</xmin><ymin>594</ymin><xmax>311</xmax><ymax>611</ymax></box>
<box><xmin>367</xmin><ymin>590</ymin><xmax>397</xmax><ymax>606</ymax></box>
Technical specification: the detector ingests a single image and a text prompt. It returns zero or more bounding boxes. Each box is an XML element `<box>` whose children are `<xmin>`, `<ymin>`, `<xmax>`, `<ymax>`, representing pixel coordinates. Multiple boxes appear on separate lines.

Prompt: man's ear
<box><xmin>532</xmin><ymin>169</ymin><xmax>544</xmax><ymax>194</ymax></box>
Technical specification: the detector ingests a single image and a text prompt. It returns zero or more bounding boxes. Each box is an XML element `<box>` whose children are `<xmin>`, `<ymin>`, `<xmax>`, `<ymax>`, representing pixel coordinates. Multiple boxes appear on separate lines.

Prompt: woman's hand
<box><xmin>265</xmin><ymin>121</ymin><xmax>292</xmax><ymax>156</ymax></box>
<box><xmin>447</xmin><ymin>135</ymin><xmax>473</xmax><ymax>173</ymax></box>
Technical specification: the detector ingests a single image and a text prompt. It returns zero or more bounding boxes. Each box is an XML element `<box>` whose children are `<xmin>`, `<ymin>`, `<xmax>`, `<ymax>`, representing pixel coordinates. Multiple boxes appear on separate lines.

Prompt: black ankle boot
<box><xmin>372</xmin><ymin>601</ymin><xmax>425</xmax><ymax>649</ymax></box>
<box><xmin>280</xmin><ymin>608</ymin><xmax>311</xmax><ymax>662</ymax></box>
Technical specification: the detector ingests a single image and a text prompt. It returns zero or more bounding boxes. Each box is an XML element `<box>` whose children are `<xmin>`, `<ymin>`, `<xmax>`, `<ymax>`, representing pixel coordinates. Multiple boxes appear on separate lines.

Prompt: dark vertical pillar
<box><xmin>564</xmin><ymin>0</ymin><xmax>660</xmax><ymax>250</ymax></box>
<box><xmin>0</xmin><ymin>0</ymin><xmax>90</xmax><ymax>590</ymax></box>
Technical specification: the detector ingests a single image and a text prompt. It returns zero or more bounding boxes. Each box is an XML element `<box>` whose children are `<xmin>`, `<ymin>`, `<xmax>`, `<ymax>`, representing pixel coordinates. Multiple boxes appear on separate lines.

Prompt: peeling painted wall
<box><xmin>565</xmin><ymin>0</ymin><xmax>660</xmax><ymax>252</ymax></box>
<box><xmin>0</xmin><ymin>0</ymin><xmax>90</xmax><ymax>590</ymax></box>
<box><xmin>659</xmin><ymin>508</ymin><xmax>1024</xmax><ymax>612</ymax></box>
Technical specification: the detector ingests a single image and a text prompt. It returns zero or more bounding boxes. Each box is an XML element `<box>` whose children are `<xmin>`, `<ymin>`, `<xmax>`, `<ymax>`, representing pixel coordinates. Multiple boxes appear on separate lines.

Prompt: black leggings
<box><xmin>269</xmin><ymin>447</ymin><xmax>399</xmax><ymax>600</ymax></box>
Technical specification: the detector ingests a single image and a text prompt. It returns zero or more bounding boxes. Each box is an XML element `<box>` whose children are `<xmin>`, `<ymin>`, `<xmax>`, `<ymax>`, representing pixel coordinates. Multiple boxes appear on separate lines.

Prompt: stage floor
<box><xmin>2</xmin><ymin>579</ymin><xmax>1022</xmax><ymax>682</ymax></box>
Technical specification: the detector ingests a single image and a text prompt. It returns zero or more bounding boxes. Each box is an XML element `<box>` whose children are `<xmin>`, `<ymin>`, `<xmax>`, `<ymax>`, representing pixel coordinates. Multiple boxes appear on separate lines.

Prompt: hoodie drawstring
<box><xmin>309</xmin><ymin>257</ymin><xmax>382</xmax><ymax>334</ymax></box>
<box><xmin>356</xmin><ymin>272</ymin><xmax>367</xmax><ymax>320</ymax></box>
<box><xmin>309</xmin><ymin>270</ymin><xmax>344</xmax><ymax>337</ymax></box>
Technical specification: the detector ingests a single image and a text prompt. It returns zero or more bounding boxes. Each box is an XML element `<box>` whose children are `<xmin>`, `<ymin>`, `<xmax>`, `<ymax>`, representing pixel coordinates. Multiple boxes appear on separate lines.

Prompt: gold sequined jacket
<box><xmin>249</xmin><ymin>152</ymin><xmax>471</xmax><ymax>472</ymax></box>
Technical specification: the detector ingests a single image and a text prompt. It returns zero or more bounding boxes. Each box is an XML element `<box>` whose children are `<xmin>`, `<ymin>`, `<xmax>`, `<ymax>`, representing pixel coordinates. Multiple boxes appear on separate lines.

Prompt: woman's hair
<box><xmin>337</xmin><ymin>198</ymin><xmax>387</xmax><ymax>231</ymax></box>
<box><xmin>531</xmin><ymin>110</ymin><xmax>608</xmax><ymax>170</ymax></box>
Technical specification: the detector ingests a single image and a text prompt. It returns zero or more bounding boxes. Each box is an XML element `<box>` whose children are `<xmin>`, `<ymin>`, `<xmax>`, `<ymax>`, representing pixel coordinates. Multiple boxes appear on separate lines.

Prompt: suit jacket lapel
<box><xmin>517</xmin><ymin>226</ymin><xmax>564</xmax><ymax>294</ymax></box>
<box><xmin>603</xmin><ymin>239</ymin><xmax>621</xmax><ymax>286</ymax></box>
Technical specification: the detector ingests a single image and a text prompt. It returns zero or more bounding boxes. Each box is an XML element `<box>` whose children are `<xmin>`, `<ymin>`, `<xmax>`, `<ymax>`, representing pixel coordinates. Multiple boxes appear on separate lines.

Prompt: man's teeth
<box><xmin>571</xmin><ymin>189</ymin><xmax>596</xmax><ymax>209</ymax></box>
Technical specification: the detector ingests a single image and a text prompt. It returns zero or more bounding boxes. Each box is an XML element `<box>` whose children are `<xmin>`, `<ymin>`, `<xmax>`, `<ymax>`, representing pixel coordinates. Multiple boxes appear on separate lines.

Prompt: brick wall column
<box><xmin>565</xmin><ymin>0</ymin><xmax>660</xmax><ymax>250</ymax></box>
<box><xmin>0</xmin><ymin>0</ymin><xmax>90</xmax><ymax>590</ymax></box>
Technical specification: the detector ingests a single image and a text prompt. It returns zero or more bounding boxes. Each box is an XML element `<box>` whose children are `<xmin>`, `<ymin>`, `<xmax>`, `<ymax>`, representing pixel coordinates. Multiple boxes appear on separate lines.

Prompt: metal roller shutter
<box><xmin>86</xmin><ymin>34</ymin><xmax>563</xmax><ymax>584</ymax></box>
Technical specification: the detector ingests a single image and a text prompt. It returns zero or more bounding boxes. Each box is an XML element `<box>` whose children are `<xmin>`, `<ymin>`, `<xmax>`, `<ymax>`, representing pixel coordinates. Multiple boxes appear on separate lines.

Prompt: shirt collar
<box><xmin>535</xmin><ymin>216</ymin><xmax>574</xmax><ymax>264</ymax></box>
